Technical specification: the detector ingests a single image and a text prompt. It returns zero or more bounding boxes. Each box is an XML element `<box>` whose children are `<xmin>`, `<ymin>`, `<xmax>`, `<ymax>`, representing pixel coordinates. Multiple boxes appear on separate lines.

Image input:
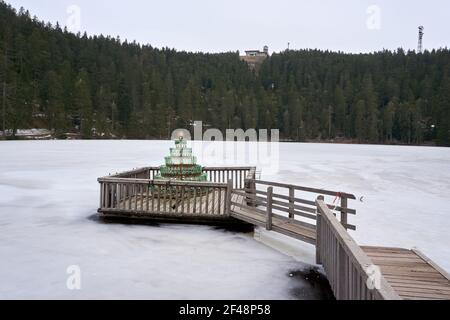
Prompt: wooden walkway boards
<box><xmin>230</xmin><ymin>193</ymin><xmax>316</xmax><ymax>245</ymax></box>
<box><xmin>363</xmin><ymin>246</ymin><xmax>450</xmax><ymax>300</ymax></box>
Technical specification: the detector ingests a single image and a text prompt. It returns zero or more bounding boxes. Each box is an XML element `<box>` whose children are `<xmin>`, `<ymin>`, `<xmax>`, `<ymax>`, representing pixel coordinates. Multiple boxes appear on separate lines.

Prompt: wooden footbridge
<box><xmin>98</xmin><ymin>166</ymin><xmax>450</xmax><ymax>300</ymax></box>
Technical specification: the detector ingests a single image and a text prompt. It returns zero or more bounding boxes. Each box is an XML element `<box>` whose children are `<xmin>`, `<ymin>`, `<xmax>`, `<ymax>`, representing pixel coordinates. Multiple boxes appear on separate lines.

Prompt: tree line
<box><xmin>1</xmin><ymin>2</ymin><xmax>449</xmax><ymax>145</ymax></box>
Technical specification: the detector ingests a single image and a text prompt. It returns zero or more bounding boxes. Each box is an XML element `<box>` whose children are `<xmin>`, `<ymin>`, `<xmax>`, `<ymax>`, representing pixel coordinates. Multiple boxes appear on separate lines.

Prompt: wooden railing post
<box><xmin>225</xmin><ymin>179</ymin><xmax>233</xmax><ymax>216</ymax></box>
<box><xmin>244</xmin><ymin>180</ymin><xmax>256</xmax><ymax>207</ymax></box>
<box><xmin>106</xmin><ymin>182</ymin><xmax>111</xmax><ymax>208</ymax></box>
<box><xmin>250</xmin><ymin>168</ymin><xmax>257</xmax><ymax>207</ymax></box>
<box><xmin>244</xmin><ymin>178</ymin><xmax>250</xmax><ymax>206</ymax></box>
<box><xmin>266</xmin><ymin>187</ymin><xmax>273</xmax><ymax>231</ymax></box>
<box><xmin>341</xmin><ymin>196</ymin><xmax>348</xmax><ymax>230</ymax></box>
<box><xmin>316</xmin><ymin>195</ymin><xmax>324</xmax><ymax>265</ymax></box>
<box><xmin>289</xmin><ymin>186</ymin><xmax>295</xmax><ymax>219</ymax></box>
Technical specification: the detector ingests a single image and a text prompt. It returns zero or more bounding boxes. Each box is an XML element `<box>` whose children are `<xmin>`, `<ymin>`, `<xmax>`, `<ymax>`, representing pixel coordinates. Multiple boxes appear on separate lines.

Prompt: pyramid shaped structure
<box><xmin>155</xmin><ymin>137</ymin><xmax>207</xmax><ymax>182</ymax></box>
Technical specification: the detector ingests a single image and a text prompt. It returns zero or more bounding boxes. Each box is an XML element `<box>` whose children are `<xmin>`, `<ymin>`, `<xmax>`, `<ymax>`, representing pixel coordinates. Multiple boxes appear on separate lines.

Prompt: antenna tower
<box><xmin>418</xmin><ymin>26</ymin><xmax>424</xmax><ymax>53</ymax></box>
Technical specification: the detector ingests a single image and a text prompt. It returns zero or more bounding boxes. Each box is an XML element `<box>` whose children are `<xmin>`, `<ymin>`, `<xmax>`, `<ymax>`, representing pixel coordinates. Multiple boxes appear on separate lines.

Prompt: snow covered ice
<box><xmin>0</xmin><ymin>140</ymin><xmax>449</xmax><ymax>299</ymax></box>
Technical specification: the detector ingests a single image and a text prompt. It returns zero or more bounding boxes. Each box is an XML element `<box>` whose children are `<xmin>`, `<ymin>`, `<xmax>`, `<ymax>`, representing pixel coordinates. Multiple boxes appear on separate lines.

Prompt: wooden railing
<box><xmin>203</xmin><ymin>167</ymin><xmax>256</xmax><ymax>189</ymax></box>
<box><xmin>112</xmin><ymin>167</ymin><xmax>160</xmax><ymax>180</ymax></box>
<box><xmin>111</xmin><ymin>166</ymin><xmax>256</xmax><ymax>190</ymax></box>
<box><xmin>241</xmin><ymin>179</ymin><xmax>357</xmax><ymax>231</ymax></box>
<box><xmin>315</xmin><ymin>197</ymin><xmax>400</xmax><ymax>300</ymax></box>
<box><xmin>98</xmin><ymin>177</ymin><xmax>232</xmax><ymax>220</ymax></box>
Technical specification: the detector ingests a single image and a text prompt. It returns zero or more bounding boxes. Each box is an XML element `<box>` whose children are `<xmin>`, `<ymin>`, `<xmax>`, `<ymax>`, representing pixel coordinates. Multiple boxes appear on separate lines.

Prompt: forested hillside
<box><xmin>1</xmin><ymin>2</ymin><xmax>449</xmax><ymax>145</ymax></box>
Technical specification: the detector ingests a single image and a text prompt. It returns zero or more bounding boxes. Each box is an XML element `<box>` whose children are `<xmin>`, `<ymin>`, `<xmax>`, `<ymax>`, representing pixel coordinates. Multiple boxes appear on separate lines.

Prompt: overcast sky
<box><xmin>5</xmin><ymin>0</ymin><xmax>450</xmax><ymax>54</ymax></box>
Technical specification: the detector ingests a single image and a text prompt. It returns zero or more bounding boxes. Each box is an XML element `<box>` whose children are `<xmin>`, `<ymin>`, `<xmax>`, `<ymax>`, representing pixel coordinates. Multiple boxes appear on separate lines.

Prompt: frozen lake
<box><xmin>0</xmin><ymin>140</ymin><xmax>449</xmax><ymax>299</ymax></box>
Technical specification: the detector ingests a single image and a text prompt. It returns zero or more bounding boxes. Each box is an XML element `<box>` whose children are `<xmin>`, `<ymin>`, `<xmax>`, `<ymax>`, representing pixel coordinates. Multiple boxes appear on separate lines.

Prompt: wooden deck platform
<box><xmin>98</xmin><ymin>166</ymin><xmax>450</xmax><ymax>300</ymax></box>
<box><xmin>363</xmin><ymin>246</ymin><xmax>450</xmax><ymax>300</ymax></box>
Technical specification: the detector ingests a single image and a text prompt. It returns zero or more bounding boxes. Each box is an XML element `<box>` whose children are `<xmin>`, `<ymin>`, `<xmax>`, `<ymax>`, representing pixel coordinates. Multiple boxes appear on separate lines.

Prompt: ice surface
<box><xmin>262</xmin><ymin>143</ymin><xmax>450</xmax><ymax>273</ymax></box>
<box><xmin>0</xmin><ymin>140</ymin><xmax>449</xmax><ymax>299</ymax></box>
<box><xmin>0</xmin><ymin>140</ymin><xmax>310</xmax><ymax>300</ymax></box>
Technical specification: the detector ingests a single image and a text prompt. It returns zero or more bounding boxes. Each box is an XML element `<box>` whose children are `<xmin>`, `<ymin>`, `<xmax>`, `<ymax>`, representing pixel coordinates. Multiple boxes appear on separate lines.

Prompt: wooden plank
<box><xmin>218</xmin><ymin>188</ymin><xmax>222</xmax><ymax>215</ymax></box>
<box><xmin>186</xmin><ymin>187</ymin><xmax>191</xmax><ymax>214</ymax></box>
<box><xmin>100</xmin><ymin>183</ymin><xmax>104</xmax><ymax>209</ymax></box>
<box><xmin>391</xmin><ymin>285</ymin><xmax>450</xmax><ymax>295</ymax></box>
<box><xmin>175</xmin><ymin>186</ymin><xmax>180</xmax><ymax>214</ymax></box>
<box><xmin>253</xmin><ymin>179</ymin><xmax>356</xmax><ymax>199</ymax></box>
<box><xmin>266</xmin><ymin>187</ymin><xmax>273</xmax><ymax>231</ymax></box>
<box><xmin>127</xmin><ymin>184</ymin><xmax>132</xmax><ymax>211</ymax></box>
<box><xmin>157</xmin><ymin>186</ymin><xmax>161</xmax><ymax>213</ymax></box>
<box><xmin>225</xmin><ymin>180</ymin><xmax>233</xmax><ymax>215</ymax></box>
<box><xmin>140</xmin><ymin>184</ymin><xmax>144</xmax><ymax>211</ymax></box>
<box><xmin>379</xmin><ymin>270</ymin><xmax>445</xmax><ymax>279</ymax></box>
<box><xmin>289</xmin><ymin>187</ymin><xmax>295</xmax><ymax>219</ymax></box>
<box><xmin>386</xmin><ymin>281</ymin><xmax>450</xmax><ymax>291</ymax></box>
<box><xmin>384</xmin><ymin>275</ymin><xmax>450</xmax><ymax>284</ymax></box>
<box><xmin>179</xmin><ymin>186</ymin><xmax>185</xmax><ymax>214</ymax></box>
<box><xmin>395</xmin><ymin>290</ymin><xmax>450</xmax><ymax>300</ymax></box>
<box><xmin>316</xmin><ymin>211</ymin><xmax>322</xmax><ymax>264</ymax></box>
<box><xmin>362</xmin><ymin>246</ymin><xmax>412</xmax><ymax>254</ymax></box>
<box><xmin>151</xmin><ymin>185</ymin><xmax>155</xmax><ymax>212</ymax></box>
<box><xmin>205</xmin><ymin>188</ymin><xmax>210</xmax><ymax>215</ymax></box>
<box><xmin>412</xmin><ymin>248</ymin><xmax>450</xmax><ymax>281</ymax></box>
<box><xmin>146</xmin><ymin>184</ymin><xmax>150</xmax><ymax>212</ymax></box>
<box><xmin>99</xmin><ymin>177</ymin><xmax>228</xmax><ymax>188</ymax></box>
<box><xmin>340</xmin><ymin>197</ymin><xmax>348</xmax><ymax>229</ymax></box>
<box><xmin>211</xmin><ymin>188</ymin><xmax>216</xmax><ymax>214</ymax></box>
<box><xmin>368</xmin><ymin>255</ymin><xmax>434</xmax><ymax>266</ymax></box>
<box><xmin>364</xmin><ymin>251</ymin><xmax>422</xmax><ymax>259</ymax></box>
<box><xmin>193</xmin><ymin>187</ymin><xmax>197</xmax><ymax>214</ymax></box>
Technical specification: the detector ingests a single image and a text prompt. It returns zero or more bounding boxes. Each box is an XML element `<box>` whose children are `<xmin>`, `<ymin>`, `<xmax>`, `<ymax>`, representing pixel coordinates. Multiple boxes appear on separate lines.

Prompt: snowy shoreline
<box><xmin>0</xmin><ymin>130</ymin><xmax>442</xmax><ymax>148</ymax></box>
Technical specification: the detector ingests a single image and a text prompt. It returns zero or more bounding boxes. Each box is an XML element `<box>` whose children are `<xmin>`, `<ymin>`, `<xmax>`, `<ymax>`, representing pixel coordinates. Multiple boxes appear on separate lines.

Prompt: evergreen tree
<box><xmin>0</xmin><ymin>2</ymin><xmax>449</xmax><ymax>146</ymax></box>
<box><xmin>74</xmin><ymin>69</ymin><xmax>92</xmax><ymax>138</ymax></box>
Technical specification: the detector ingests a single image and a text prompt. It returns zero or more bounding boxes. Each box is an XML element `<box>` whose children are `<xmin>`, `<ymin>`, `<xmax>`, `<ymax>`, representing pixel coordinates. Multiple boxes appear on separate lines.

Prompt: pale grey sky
<box><xmin>5</xmin><ymin>0</ymin><xmax>450</xmax><ymax>54</ymax></box>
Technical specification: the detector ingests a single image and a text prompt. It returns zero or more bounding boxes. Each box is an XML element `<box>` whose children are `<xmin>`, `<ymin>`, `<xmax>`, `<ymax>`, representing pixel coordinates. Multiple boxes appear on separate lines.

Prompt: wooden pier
<box><xmin>98</xmin><ymin>166</ymin><xmax>450</xmax><ymax>300</ymax></box>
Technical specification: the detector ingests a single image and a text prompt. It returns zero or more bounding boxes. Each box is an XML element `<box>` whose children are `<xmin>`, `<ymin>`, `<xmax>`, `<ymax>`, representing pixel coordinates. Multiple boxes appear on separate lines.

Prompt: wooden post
<box><xmin>289</xmin><ymin>186</ymin><xmax>295</xmax><ymax>219</ymax></box>
<box><xmin>245</xmin><ymin>168</ymin><xmax>257</xmax><ymax>207</ymax></box>
<box><xmin>266</xmin><ymin>187</ymin><xmax>273</xmax><ymax>231</ymax></box>
<box><xmin>225</xmin><ymin>179</ymin><xmax>233</xmax><ymax>216</ymax></box>
<box><xmin>244</xmin><ymin>178</ymin><xmax>256</xmax><ymax>207</ymax></box>
<box><xmin>244</xmin><ymin>178</ymin><xmax>250</xmax><ymax>206</ymax></box>
<box><xmin>99</xmin><ymin>182</ymin><xmax>104</xmax><ymax>209</ymax></box>
<box><xmin>341</xmin><ymin>196</ymin><xmax>348</xmax><ymax>230</ymax></box>
<box><xmin>316</xmin><ymin>195</ymin><xmax>324</xmax><ymax>265</ymax></box>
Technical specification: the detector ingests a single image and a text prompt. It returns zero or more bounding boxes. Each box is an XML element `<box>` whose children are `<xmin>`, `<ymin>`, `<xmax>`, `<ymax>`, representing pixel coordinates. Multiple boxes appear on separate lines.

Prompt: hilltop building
<box><xmin>240</xmin><ymin>46</ymin><xmax>269</xmax><ymax>70</ymax></box>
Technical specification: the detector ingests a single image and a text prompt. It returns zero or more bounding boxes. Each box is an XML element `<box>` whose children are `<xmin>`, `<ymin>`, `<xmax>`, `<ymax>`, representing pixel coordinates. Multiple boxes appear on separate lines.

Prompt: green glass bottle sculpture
<box><xmin>155</xmin><ymin>137</ymin><xmax>207</xmax><ymax>182</ymax></box>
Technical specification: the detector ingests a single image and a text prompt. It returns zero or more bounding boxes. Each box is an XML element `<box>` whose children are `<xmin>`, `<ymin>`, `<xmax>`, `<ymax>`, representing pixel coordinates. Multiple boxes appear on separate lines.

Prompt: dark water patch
<box><xmin>289</xmin><ymin>267</ymin><xmax>335</xmax><ymax>300</ymax></box>
<box><xmin>212</xmin><ymin>222</ymin><xmax>255</xmax><ymax>234</ymax></box>
<box><xmin>90</xmin><ymin>213</ymin><xmax>253</xmax><ymax>233</ymax></box>
<box><xmin>92</xmin><ymin>214</ymin><xmax>162</xmax><ymax>228</ymax></box>
<box><xmin>87</xmin><ymin>214</ymin><xmax>101</xmax><ymax>222</ymax></box>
